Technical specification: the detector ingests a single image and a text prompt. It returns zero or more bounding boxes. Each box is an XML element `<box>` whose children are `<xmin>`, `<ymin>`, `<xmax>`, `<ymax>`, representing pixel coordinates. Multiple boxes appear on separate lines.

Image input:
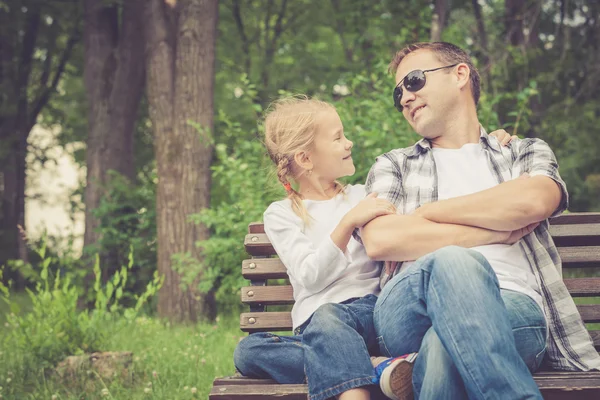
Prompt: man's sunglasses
<box><xmin>393</xmin><ymin>64</ymin><xmax>458</xmax><ymax>112</ymax></box>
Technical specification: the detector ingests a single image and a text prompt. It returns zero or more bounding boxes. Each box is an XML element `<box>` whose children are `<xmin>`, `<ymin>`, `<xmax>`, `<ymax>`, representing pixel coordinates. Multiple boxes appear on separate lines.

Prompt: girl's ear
<box><xmin>294</xmin><ymin>150</ymin><xmax>313</xmax><ymax>172</ymax></box>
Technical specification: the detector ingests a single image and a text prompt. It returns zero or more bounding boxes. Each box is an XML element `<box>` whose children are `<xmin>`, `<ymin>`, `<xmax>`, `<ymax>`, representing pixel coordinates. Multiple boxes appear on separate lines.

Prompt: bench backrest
<box><xmin>240</xmin><ymin>213</ymin><xmax>600</xmax><ymax>351</ymax></box>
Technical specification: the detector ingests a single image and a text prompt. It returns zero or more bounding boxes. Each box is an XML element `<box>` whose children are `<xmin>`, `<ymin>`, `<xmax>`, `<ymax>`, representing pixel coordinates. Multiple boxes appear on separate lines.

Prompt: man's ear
<box><xmin>294</xmin><ymin>150</ymin><xmax>313</xmax><ymax>172</ymax></box>
<box><xmin>455</xmin><ymin>63</ymin><xmax>471</xmax><ymax>90</ymax></box>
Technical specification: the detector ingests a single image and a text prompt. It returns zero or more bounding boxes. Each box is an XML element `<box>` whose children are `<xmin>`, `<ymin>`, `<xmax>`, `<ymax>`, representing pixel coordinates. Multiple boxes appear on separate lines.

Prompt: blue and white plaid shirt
<box><xmin>361</xmin><ymin>127</ymin><xmax>600</xmax><ymax>371</ymax></box>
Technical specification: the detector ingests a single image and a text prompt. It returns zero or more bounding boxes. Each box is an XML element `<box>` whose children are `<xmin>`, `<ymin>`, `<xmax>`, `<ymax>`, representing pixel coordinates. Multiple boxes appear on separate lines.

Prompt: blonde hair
<box><xmin>264</xmin><ymin>96</ymin><xmax>345</xmax><ymax>224</ymax></box>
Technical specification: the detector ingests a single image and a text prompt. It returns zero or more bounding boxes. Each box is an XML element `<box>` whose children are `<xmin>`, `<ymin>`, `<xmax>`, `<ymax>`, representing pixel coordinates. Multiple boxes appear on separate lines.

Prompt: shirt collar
<box><xmin>413</xmin><ymin>125</ymin><xmax>502</xmax><ymax>154</ymax></box>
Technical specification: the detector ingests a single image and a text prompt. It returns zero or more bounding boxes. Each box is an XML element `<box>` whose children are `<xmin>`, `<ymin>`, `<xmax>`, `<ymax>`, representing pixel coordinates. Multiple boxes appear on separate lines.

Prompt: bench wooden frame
<box><xmin>211</xmin><ymin>213</ymin><xmax>600</xmax><ymax>399</ymax></box>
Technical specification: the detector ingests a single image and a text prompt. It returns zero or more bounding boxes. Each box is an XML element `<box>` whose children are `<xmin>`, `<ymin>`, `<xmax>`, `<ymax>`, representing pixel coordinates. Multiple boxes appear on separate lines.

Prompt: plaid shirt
<box><xmin>362</xmin><ymin>128</ymin><xmax>600</xmax><ymax>372</ymax></box>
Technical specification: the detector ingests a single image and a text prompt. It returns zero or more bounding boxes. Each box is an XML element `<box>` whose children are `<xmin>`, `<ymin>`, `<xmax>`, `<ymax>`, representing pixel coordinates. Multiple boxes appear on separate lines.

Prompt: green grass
<box><xmin>0</xmin><ymin>313</ymin><xmax>242</xmax><ymax>399</ymax></box>
<box><xmin>0</xmin><ymin>292</ymin><xmax>597</xmax><ymax>399</ymax></box>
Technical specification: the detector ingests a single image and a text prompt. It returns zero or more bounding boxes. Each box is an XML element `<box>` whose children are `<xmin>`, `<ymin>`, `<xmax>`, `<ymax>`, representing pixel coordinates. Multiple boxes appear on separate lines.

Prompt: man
<box><xmin>358</xmin><ymin>42</ymin><xmax>600</xmax><ymax>399</ymax></box>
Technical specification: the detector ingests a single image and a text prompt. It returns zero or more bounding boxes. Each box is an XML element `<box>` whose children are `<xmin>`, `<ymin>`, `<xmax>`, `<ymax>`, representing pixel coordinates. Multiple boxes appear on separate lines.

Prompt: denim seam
<box><xmin>308</xmin><ymin>376</ymin><xmax>376</xmax><ymax>400</ymax></box>
<box><xmin>429</xmin><ymin>276</ymin><xmax>487</xmax><ymax>400</ymax></box>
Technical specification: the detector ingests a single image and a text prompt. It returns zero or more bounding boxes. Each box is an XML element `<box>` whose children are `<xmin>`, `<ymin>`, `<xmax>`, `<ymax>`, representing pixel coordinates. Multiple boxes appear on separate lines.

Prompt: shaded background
<box><xmin>1</xmin><ymin>0</ymin><xmax>599</xmax><ymax>322</ymax></box>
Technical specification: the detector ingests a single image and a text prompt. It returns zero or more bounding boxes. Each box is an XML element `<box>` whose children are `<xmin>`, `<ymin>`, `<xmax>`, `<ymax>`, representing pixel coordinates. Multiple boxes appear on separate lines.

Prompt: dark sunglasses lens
<box><xmin>393</xmin><ymin>70</ymin><xmax>427</xmax><ymax>112</ymax></box>
<box><xmin>404</xmin><ymin>70</ymin><xmax>426</xmax><ymax>92</ymax></box>
<box><xmin>393</xmin><ymin>86</ymin><xmax>403</xmax><ymax>111</ymax></box>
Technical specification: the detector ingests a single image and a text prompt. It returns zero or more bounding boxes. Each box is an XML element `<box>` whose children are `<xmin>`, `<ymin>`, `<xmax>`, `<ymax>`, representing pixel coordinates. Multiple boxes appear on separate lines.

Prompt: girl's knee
<box><xmin>234</xmin><ymin>333</ymin><xmax>271</xmax><ymax>374</ymax></box>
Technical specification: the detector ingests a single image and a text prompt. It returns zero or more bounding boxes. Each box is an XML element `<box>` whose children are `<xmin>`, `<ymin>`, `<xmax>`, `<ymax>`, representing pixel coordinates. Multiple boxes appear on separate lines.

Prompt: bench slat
<box><xmin>209</xmin><ymin>384</ymin><xmax>307</xmax><ymax>400</ymax></box>
<box><xmin>242</xmin><ymin>285</ymin><xmax>294</xmax><ymax>305</ymax></box>
<box><xmin>247</xmin><ymin>213</ymin><xmax>600</xmax><ymax>232</ymax></box>
<box><xmin>210</xmin><ymin>373</ymin><xmax>600</xmax><ymax>399</ymax></box>
<box><xmin>559</xmin><ymin>246</ymin><xmax>600</xmax><ymax>267</ymax></box>
<box><xmin>578</xmin><ymin>305</ymin><xmax>600</xmax><ymax>323</ymax></box>
<box><xmin>244</xmin><ymin>232</ymin><xmax>600</xmax><ymax>265</ymax></box>
<box><xmin>550</xmin><ymin>213</ymin><xmax>600</xmax><ymax>225</ymax></box>
<box><xmin>241</xmin><ymin>283</ymin><xmax>600</xmax><ymax>307</ymax></box>
<box><xmin>563</xmin><ymin>278</ymin><xmax>600</xmax><ymax>296</ymax></box>
<box><xmin>240</xmin><ymin>312</ymin><xmax>292</xmax><ymax>332</ymax></box>
<box><xmin>549</xmin><ymin>224</ymin><xmax>600</xmax><ymax>238</ymax></box>
<box><xmin>239</xmin><ymin>251</ymin><xmax>600</xmax><ymax>281</ymax></box>
<box><xmin>245</xmin><ymin>234</ymin><xmax>276</xmax><ymax>257</ymax></box>
<box><xmin>242</xmin><ymin>258</ymin><xmax>288</xmax><ymax>280</ymax></box>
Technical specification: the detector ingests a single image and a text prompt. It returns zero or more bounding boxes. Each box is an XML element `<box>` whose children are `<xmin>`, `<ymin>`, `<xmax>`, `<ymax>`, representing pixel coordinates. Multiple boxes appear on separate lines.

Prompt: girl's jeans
<box><xmin>234</xmin><ymin>294</ymin><xmax>380</xmax><ymax>400</ymax></box>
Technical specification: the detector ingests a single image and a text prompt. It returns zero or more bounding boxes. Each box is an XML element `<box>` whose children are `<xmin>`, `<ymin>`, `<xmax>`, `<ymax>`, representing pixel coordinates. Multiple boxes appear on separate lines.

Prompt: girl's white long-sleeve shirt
<box><xmin>263</xmin><ymin>184</ymin><xmax>381</xmax><ymax>330</ymax></box>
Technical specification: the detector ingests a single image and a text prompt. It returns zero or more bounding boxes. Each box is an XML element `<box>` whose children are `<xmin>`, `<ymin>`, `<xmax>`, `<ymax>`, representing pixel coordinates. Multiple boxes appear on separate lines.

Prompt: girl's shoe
<box><xmin>372</xmin><ymin>353</ymin><xmax>418</xmax><ymax>400</ymax></box>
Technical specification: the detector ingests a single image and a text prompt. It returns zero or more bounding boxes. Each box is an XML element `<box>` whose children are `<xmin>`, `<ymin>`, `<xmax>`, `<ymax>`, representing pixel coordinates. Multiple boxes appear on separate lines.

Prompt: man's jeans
<box><xmin>234</xmin><ymin>295</ymin><xmax>380</xmax><ymax>400</ymax></box>
<box><xmin>374</xmin><ymin>246</ymin><xmax>547</xmax><ymax>400</ymax></box>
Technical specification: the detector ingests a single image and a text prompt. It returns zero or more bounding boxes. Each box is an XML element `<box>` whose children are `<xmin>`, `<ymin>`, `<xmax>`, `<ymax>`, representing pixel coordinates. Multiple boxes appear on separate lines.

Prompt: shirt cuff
<box><xmin>529</xmin><ymin>170</ymin><xmax>569</xmax><ymax>217</ymax></box>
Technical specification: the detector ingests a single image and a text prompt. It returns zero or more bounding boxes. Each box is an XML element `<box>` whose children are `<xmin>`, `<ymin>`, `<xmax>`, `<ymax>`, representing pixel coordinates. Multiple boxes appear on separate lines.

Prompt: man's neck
<box><xmin>429</xmin><ymin>107</ymin><xmax>481</xmax><ymax>149</ymax></box>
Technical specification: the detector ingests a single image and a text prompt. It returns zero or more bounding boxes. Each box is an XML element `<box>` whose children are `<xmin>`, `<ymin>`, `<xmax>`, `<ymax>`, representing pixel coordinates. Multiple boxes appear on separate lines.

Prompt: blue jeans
<box><xmin>234</xmin><ymin>295</ymin><xmax>381</xmax><ymax>400</ymax></box>
<box><xmin>374</xmin><ymin>246</ymin><xmax>547</xmax><ymax>400</ymax></box>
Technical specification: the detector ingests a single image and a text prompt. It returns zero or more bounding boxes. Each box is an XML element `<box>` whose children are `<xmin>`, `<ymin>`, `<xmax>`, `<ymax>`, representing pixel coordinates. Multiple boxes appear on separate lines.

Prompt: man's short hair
<box><xmin>388</xmin><ymin>42</ymin><xmax>481</xmax><ymax>106</ymax></box>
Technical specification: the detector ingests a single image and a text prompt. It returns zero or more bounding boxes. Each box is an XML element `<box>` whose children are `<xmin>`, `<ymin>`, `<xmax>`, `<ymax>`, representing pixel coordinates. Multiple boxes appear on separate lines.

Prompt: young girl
<box><xmin>234</xmin><ymin>97</ymin><xmax>515</xmax><ymax>400</ymax></box>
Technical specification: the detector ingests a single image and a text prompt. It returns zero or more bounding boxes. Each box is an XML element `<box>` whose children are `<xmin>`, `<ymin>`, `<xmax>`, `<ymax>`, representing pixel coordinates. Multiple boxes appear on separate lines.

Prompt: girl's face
<box><xmin>310</xmin><ymin>110</ymin><xmax>355</xmax><ymax>180</ymax></box>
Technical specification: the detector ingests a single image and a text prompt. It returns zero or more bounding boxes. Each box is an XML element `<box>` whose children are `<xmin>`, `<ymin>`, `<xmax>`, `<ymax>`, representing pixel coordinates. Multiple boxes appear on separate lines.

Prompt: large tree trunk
<box><xmin>0</xmin><ymin>2</ymin><xmax>78</xmax><ymax>279</ymax></box>
<box><xmin>82</xmin><ymin>0</ymin><xmax>145</xmax><ymax>276</ymax></box>
<box><xmin>144</xmin><ymin>0</ymin><xmax>217</xmax><ymax>322</ymax></box>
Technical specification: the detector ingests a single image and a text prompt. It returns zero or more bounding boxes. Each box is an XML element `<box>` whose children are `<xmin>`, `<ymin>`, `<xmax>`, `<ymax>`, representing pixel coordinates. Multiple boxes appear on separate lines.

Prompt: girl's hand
<box><xmin>489</xmin><ymin>129</ymin><xmax>518</xmax><ymax>146</ymax></box>
<box><xmin>344</xmin><ymin>192</ymin><xmax>396</xmax><ymax>228</ymax></box>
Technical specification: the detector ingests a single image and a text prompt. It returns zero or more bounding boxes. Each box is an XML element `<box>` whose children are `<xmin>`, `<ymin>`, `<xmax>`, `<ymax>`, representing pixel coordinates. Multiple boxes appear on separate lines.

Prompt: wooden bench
<box><xmin>211</xmin><ymin>213</ymin><xmax>600</xmax><ymax>399</ymax></box>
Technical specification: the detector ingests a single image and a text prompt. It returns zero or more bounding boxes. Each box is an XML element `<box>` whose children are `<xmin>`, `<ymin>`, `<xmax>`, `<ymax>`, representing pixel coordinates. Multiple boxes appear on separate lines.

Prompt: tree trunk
<box><xmin>430</xmin><ymin>0</ymin><xmax>448</xmax><ymax>42</ymax></box>
<box><xmin>144</xmin><ymin>0</ymin><xmax>217</xmax><ymax>322</ymax></box>
<box><xmin>505</xmin><ymin>0</ymin><xmax>526</xmax><ymax>46</ymax></box>
<box><xmin>472</xmin><ymin>0</ymin><xmax>493</xmax><ymax>94</ymax></box>
<box><xmin>0</xmin><ymin>2</ymin><xmax>78</xmax><ymax>278</ymax></box>
<box><xmin>82</xmin><ymin>0</ymin><xmax>145</xmax><ymax>276</ymax></box>
<box><xmin>0</xmin><ymin>127</ymin><xmax>28</xmax><ymax>275</ymax></box>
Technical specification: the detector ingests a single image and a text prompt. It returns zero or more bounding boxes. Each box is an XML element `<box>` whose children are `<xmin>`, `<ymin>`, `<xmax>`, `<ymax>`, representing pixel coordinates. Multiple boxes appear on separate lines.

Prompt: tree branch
<box><xmin>232</xmin><ymin>0</ymin><xmax>251</xmax><ymax>74</ymax></box>
<box><xmin>17</xmin><ymin>5</ymin><xmax>41</xmax><ymax>121</ymax></box>
<box><xmin>29</xmin><ymin>26</ymin><xmax>79</xmax><ymax>128</ymax></box>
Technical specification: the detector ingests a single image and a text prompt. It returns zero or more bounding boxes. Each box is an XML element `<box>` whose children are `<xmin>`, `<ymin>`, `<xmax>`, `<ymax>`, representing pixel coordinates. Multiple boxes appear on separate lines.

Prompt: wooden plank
<box><xmin>248</xmin><ymin>222</ymin><xmax>265</xmax><ymax>234</ymax></box>
<box><xmin>246</xmin><ymin>214</ymin><xmax>600</xmax><ymax>233</ymax></box>
<box><xmin>550</xmin><ymin>213</ymin><xmax>600</xmax><ymax>225</ymax></box>
<box><xmin>241</xmin><ymin>280</ymin><xmax>600</xmax><ymax>304</ymax></box>
<box><xmin>533</xmin><ymin>372</ymin><xmax>600</xmax><ymax>390</ymax></box>
<box><xmin>242</xmin><ymin>286</ymin><xmax>294</xmax><ymax>305</ymax></box>
<box><xmin>558</xmin><ymin>246</ymin><xmax>600</xmax><ymax>268</ymax></box>
<box><xmin>242</xmin><ymin>258</ymin><xmax>288</xmax><ymax>280</ymax></box>
<box><xmin>245</xmin><ymin>234</ymin><xmax>276</xmax><ymax>257</ymax></box>
<box><xmin>209</xmin><ymin>384</ymin><xmax>307</xmax><ymax>400</ymax></box>
<box><xmin>550</xmin><ymin>223</ymin><xmax>600</xmax><ymax>247</ymax></box>
<box><xmin>550</xmin><ymin>224</ymin><xmax>600</xmax><ymax>238</ymax></box>
<box><xmin>577</xmin><ymin>305</ymin><xmax>600</xmax><ymax>323</ymax></box>
<box><xmin>563</xmin><ymin>278</ymin><xmax>600</xmax><ymax>297</ymax></box>
<box><xmin>240</xmin><ymin>312</ymin><xmax>293</xmax><ymax>332</ymax></box>
<box><xmin>213</xmin><ymin>376</ymin><xmax>277</xmax><ymax>386</ymax></box>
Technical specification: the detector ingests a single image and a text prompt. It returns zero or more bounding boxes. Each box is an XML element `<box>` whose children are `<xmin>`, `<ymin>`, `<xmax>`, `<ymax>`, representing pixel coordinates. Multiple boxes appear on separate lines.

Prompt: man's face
<box><xmin>394</xmin><ymin>50</ymin><xmax>459</xmax><ymax>139</ymax></box>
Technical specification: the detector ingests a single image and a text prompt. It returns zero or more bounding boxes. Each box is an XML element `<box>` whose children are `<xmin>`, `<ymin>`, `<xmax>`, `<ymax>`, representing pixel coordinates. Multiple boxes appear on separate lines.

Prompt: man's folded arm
<box><xmin>361</xmin><ymin>214</ymin><xmax>504</xmax><ymax>262</ymax></box>
<box><xmin>415</xmin><ymin>139</ymin><xmax>567</xmax><ymax>231</ymax></box>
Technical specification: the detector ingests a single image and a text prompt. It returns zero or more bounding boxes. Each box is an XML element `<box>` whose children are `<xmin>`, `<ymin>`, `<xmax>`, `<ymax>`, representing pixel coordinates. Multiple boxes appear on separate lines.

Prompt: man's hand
<box><xmin>496</xmin><ymin>222</ymin><xmax>540</xmax><ymax>245</ymax></box>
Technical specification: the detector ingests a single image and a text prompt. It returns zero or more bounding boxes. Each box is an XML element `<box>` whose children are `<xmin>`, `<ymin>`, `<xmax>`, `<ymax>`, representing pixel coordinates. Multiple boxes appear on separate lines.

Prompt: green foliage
<box><xmin>183</xmin><ymin>105</ymin><xmax>281</xmax><ymax>310</ymax></box>
<box><xmin>85</xmin><ymin>171</ymin><xmax>157</xmax><ymax>305</ymax></box>
<box><xmin>0</xmin><ymin>313</ymin><xmax>240</xmax><ymax>399</ymax></box>
<box><xmin>0</xmin><ymin>239</ymin><xmax>163</xmax><ymax>374</ymax></box>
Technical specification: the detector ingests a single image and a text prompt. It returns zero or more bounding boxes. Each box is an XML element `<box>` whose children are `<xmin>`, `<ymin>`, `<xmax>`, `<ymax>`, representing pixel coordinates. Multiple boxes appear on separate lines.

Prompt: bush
<box><xmin>0</xmin><ymin>240</ymin><xmax>163</xmax><ymax>375</ymax></box>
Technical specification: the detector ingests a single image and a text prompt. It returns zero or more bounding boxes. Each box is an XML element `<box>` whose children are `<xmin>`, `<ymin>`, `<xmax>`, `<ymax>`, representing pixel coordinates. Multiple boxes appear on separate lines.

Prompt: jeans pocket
<box><xmin>377</xmin><ymin>335</ymin><xmax>392</xmax><ymax>357</ymax></box>
<box><xmin>532</xmin><ymin>345</ymin><xmax>547</xmax><ymax>372</ymax></box>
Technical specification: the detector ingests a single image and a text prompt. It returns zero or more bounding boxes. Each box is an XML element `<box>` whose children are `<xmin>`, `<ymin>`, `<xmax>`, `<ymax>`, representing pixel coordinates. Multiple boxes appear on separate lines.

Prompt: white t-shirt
<box><xmin>427</xmin><ymin>143</ymin><xmax>543</xmax><ymax>310</ymax></box>
<box><xmin>263</xmin><ymin>184</ymin><xmax>380</xmax><ymax>330</ymax></box>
